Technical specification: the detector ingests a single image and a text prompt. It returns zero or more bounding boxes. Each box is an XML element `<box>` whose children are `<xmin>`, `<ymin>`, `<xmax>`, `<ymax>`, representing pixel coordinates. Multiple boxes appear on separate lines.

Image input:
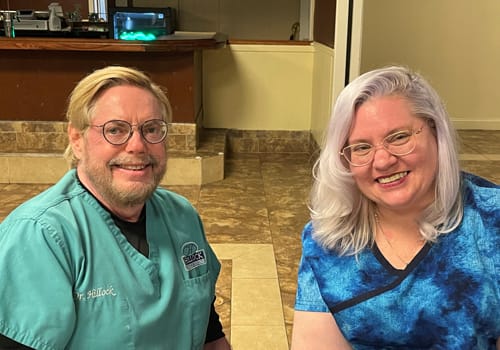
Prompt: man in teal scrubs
<box><xmin>0</xmin><ymin>66</ymin><xmax>231</xmax><ymax>350</ymax></box>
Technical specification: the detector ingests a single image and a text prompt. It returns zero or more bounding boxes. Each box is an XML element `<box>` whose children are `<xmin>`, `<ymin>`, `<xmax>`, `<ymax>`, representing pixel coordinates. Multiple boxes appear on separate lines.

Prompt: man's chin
<box><xmin>111</xmin><ymin>188</ymin><xmax>155</xmax><ymax>207</ymax></box>
<box><xmin>105</xmin><ymin>164</ymin><xmax>165</xmax><ymax>205</ymax></box>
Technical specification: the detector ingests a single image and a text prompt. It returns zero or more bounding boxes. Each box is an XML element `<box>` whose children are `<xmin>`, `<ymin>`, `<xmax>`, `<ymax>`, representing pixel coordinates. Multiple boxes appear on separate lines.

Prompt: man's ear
<box><xmin>68</xmin><ymin>123</ymin><xmax>84</xmax><ymax>160</ymax></box>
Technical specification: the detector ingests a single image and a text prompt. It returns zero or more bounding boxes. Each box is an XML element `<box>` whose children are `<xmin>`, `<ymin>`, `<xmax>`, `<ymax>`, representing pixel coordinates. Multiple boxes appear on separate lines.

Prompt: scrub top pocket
<box><xmin>183</xmin><ymin>271</ymin><xmax>215</xmax><ymax>349</ymax></box>
<box><xmin>69</xmin><ymin>294</ymin><xmax>134</xmax><ymax>349</ymax></box>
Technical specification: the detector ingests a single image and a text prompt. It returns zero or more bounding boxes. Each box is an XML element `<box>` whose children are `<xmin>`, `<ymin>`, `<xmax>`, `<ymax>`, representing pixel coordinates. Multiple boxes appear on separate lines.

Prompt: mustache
<box><xmin>108</xmin><ymin>155</ymin><xmax>159</xmax><ymax>167</ymax></box>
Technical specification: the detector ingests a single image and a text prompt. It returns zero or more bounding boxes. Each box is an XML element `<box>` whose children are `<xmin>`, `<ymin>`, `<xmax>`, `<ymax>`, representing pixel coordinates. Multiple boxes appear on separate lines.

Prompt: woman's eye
<box><xmin>387</xmin><ymin>132</ymin><xmax>411</xmax><ymax>144</ymax></box>
<box><xmin>352</xmin><ymin>144</ymin><xmax>372</xmax><ymax>153</ymax></box>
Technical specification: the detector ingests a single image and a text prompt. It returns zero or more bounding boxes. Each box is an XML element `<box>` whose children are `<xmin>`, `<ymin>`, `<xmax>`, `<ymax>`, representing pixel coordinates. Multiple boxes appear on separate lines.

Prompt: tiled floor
<box><xmin>167</xmin><ymin>152</ymin><xmax>315</xmax><ymax>349</ymax></box>
<box><xmin>0</xmin><ymin>130</ymin><xmax>498</xmax><ymax>349</ymax></box>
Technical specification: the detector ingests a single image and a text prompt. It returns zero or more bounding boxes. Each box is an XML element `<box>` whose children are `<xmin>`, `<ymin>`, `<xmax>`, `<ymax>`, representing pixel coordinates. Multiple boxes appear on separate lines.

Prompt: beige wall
<box><xmin>360</xmin><ymin>0</ymin><xmax>500</xmax><ymax>129</ymax></box>
<box><xmin>133</xmin><ymin>0</ymin><xmax>500</xmax><ymax>151</ymax></box>
<box><xmin>134</xmin><ymin>0</ymin><xmax>301</xmax><ymax>40</ymax></box>
<box><xmin>202</xmin><ymin>44</ymin><xmax>314</xmax><ymax>130</ymax></box>
<box><xmin>310</xmin><ymin>43</ymin><xmax>335</xmax><ymax>145</ymax></box>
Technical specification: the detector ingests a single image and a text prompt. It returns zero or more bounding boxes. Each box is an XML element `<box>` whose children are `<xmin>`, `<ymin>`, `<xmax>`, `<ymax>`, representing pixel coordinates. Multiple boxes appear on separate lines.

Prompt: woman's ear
<box><xmin>67</xmin><ymin>123</ymin><xmax>84</xmax><ymax>160</ymax></box>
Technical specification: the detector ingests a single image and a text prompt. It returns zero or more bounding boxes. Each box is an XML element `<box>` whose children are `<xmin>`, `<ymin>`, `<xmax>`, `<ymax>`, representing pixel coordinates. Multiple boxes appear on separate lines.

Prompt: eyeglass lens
<box><xmin>342</xmin><ymin>130</ymin><xmax>416</xmax><ymax>166</ymax></box>
<box><xmin>102</xmin><ymin>119</ymin><xmax>167</xmax><ymax>145</ymax></box>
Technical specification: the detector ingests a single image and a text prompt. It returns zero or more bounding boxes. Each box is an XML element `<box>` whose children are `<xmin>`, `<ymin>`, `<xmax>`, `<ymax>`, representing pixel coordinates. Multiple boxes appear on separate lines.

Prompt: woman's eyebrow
<box><xmin>348</xmin><ymin>126</ymin><xmax>412</xmax><ymax>144</ymax></box>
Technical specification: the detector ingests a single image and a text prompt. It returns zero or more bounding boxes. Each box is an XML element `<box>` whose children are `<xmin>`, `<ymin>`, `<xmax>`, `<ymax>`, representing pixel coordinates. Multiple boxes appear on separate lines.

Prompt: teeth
<box><xmin>377</xmin><ymin>171</ymin><xmax>408</xmax><ymax>184</ymax></box>
<box><xmin>121</xmin><ymin>165</ymin><xmax>147</xmax><ymax>170</ymax></box>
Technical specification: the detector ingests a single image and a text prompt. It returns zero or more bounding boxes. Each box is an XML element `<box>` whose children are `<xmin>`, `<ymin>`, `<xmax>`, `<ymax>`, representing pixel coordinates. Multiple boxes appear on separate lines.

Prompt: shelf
<box><xmin>0</xmin><ymin>32</ymin><xmax>227</xmax><ymax>52</ymax></box>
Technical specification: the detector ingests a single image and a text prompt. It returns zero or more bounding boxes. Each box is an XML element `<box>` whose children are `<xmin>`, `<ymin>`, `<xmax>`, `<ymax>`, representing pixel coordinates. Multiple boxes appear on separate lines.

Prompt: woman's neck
<box><xmin>374</xmin><ymin>208</ymin><xmax>426</xmax><ymax>269</ymax></box>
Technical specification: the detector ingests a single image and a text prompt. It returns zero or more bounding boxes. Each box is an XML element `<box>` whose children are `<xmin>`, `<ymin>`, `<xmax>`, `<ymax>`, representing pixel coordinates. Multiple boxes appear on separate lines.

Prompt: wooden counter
<box><xmin>0</xmin><ymin>34</ymin><xmax>226</xmax><ymax>52</ymax></box>
<box><xmin>0</xmin><ymin>34</ymin><xmax>226</xmax><ymax>123</ymax></box>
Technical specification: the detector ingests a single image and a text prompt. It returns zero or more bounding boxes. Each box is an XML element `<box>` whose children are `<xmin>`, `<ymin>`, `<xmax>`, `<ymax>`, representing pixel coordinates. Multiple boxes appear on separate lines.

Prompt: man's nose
<box><xmin>125</xmin><ymin>129</ymin><xmax>147</xmax><ymax>151</ymax></box>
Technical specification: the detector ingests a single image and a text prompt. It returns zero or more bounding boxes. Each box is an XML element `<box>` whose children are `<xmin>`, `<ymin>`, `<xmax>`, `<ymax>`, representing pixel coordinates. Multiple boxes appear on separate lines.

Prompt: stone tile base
<box><xmin>227</xmin><ymin>129</ymin><xmax>314</xmax><ymax>153</ymax></box>
<box><xmin>0</xmin><ymin>152</ymin><xmax>224</xmax><ymax>186</ymax></box>
<box><xmin>0</xmin><ymin>153</ymin><xmax>68</xmax><ymax>184</ymax></box>
<box><xmin>163</xmin><ymin>153</ymin><xmax>225</xmax><ymax>185</ymax></box>
<box><xmin>0</xmin><ymin>121</ymin><xmax>199</xmax><ymax>154</ymax></box>
<box><xmin>0</xmin><ymin>121</ymin><xmax>317</xmax><ymax>185</ymax></box>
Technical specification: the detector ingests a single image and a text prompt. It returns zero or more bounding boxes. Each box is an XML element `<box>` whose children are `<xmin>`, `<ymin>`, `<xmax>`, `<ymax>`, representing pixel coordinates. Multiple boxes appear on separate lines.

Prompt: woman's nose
<box><xmin>372</xmin><ymin>147</ymin><xmax>398</xmax><ymax>169</ymax></box>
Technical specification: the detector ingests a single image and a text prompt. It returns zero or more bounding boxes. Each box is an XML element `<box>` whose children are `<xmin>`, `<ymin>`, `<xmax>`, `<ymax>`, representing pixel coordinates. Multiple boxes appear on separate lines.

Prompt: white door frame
<box><xmin>332</xmin><ymin>0</ymin><xmax>364</xmax><ymax>101</ymax></box>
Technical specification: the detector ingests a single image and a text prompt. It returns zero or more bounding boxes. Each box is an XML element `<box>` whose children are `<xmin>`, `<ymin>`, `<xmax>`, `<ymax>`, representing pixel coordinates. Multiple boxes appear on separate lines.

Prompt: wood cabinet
<box><xmin>0</xmin><ymin>36</ymin><xmax>225</xmax><ymax>123</ymax></box>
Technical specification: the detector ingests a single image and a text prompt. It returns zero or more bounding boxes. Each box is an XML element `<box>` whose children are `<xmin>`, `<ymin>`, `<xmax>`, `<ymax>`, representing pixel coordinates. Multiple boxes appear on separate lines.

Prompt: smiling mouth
<box><xmin>115</xmin><ymin>164</ymin><xmax>150</xmax><ymax>171</ymax></box>
<box><xmin>109</xmin><ymin>155</ymin><xmax>158</xmax><ymax>171</ymax></box>
<box><xmin>376</xmin><ymin>171</ymin><xmax>408</xmax><ymax>184</ymax></box>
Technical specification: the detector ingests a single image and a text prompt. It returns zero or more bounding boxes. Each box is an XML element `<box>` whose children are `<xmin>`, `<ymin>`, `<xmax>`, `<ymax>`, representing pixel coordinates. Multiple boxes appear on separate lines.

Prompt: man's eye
<box><xmin>106</xmin><ymin>126</ymin><xmax>127</xmax><ymax>135</ymax></box>
<box><xmin>144</xmin><ymin>127</ymin><xmax>159</xmax><ymax>134</ymax></box>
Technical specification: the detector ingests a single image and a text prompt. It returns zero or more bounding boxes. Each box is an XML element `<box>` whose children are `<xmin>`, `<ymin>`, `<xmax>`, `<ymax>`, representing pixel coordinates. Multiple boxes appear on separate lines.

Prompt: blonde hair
<box><xmin>311</xmin><ymin>66</ymin><xmax>463</xmax><ymax>255</ymax></box>
<box><xmin>64</xmin><ymin>66</ymin><xmax>172</xmax><ymax>167</ymax></box>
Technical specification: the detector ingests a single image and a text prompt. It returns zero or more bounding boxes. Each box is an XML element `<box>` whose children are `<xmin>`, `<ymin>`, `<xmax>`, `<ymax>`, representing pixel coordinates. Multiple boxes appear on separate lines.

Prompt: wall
<box><xmin>202</xmin><ymin>44</ymin><xmax>314</xmax><ymax>131</ymax></box>
<box><xmin>202</xmin><ymin>42</ymin><xmax>335</xmax><ymax>148</ymax></box>
<box><xmin>0</xmin><ymin>0</ymin><xmax>301</xmax><ymax>40</ymax></box>
<box><xmin>135</xmin><ymin>0</ymin><xmax>302</xmax><ymax>40</ymax></box>
<box><xmin>360</xmin><ymin>0</ymin><xmax>500</xmax><ymax>130</ymax></box>
<box><xmin>313</xmin><ymin>0</ymin><xmax>336</xmax><ymax>48</ymax></box>
<box><xmin>0</xmin><ymin>0</ymin><xmax>86</xmax><ymax>15</ymax></box>
<box><xmin>309</xmin><ymin>43</ymin><xmax>334</xmax><ymax>146</ymax></box>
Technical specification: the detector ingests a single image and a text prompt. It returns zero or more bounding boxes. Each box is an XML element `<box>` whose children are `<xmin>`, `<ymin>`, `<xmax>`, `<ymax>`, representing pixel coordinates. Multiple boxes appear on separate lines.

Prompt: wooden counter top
<box><xmin>0</xmin><ymin>32</ymin><xmax>227</xmax><ymax>52</ymax></box>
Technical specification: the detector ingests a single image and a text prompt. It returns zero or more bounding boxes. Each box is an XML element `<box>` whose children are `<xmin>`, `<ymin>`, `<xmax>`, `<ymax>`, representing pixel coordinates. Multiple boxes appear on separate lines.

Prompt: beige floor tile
<box><xmin>231</xmin><ymin>325</ymin><xmax>288</xmax><ymax>350</ymax></box>
<box><xmin>212</xmin><ymin>244</ymin><xmax>277</xmax><ymax>279</ymax></box>
<box><xmin>231</xmin><ymin>278</ymin><xmax>284</xmax><ymax>326</ymax></box>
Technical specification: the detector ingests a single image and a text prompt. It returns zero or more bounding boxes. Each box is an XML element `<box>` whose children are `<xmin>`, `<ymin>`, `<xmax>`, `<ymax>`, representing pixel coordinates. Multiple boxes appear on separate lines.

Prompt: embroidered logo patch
<box><xmin>181</xmin><ymin>242</ymin><xmax>206</xmax><ymax>271</ymax></box>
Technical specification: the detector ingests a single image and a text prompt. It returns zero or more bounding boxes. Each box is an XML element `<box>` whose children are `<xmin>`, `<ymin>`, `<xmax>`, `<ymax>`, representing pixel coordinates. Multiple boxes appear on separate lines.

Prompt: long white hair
<box><xmin>310</xmin><ymin>66</ymin><xmax>463</xmax><ymax>255</ymax></box>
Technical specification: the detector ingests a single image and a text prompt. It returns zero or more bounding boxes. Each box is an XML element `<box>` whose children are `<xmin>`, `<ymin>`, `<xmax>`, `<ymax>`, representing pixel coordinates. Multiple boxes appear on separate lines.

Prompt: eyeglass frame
<box><xmin>89</xmin><ymin>119</ymin><xmax>168</xmax><ymax>145</ymax></box>
<box><xmin>339</xmin><ymin>124</ymin><xmax>424</xmax><ymax>167</ymax></box>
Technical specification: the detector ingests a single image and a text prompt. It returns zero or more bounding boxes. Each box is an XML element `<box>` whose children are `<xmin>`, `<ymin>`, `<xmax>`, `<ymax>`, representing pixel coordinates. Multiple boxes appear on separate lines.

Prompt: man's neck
<box><xmin>107</xmin><ymin>205</ymin><xmax>145</xmax><ymax>222</ymax></box>
<box><xmin>75</xmin><ymin>172</ymin><xmax>145</xmax><ymax>222</ymax></box>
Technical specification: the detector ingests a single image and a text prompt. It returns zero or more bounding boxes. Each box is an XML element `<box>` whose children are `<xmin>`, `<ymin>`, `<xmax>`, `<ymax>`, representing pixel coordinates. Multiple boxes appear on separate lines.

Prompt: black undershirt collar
<box><xmin>76</xmin><ymin>174</ymin><xmax>149</xmax><ymax>257</ymax></box>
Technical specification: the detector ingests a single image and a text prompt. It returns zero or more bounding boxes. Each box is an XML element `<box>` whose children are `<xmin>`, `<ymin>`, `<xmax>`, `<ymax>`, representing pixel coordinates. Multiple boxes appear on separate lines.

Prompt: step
<box><xmin>0</xmin><ymin>125</ymin><xmax>227</xmax><ymax>186</ymax></box>
<box><xmin>0</xmin><ymin>151</ymin><xmax>225</xmax><ymax>186</ymax></box>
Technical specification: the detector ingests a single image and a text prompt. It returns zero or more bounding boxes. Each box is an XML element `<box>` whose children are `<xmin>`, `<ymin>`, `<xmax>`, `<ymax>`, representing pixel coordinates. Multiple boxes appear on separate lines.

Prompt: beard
<box><xmin>81</xmin><ymin>154</ymin><xmax>167</xmax><ymax>208</ymax></box>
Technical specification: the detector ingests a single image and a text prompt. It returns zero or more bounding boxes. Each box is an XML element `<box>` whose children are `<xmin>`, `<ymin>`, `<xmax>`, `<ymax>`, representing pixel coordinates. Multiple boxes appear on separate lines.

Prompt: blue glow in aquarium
<box><xmin>119</xmin><ymin>31</ymin><xmax>157</xmax><ymax>41</ymax></box>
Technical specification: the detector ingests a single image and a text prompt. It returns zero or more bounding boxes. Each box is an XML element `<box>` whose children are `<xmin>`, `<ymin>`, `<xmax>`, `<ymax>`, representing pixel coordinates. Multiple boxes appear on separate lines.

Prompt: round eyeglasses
<box><xmin>340</xmin><ymin>125</ymin><xmax>424</xmax><ymax>167</ymax></box>
<box><xmin>90</xmin><ymin>119</ymin><xmax>168</xmax><ymax>145</ymax></box>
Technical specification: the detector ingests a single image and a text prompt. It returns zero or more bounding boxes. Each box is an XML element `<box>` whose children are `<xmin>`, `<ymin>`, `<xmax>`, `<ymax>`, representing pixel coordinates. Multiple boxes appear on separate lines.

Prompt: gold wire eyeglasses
<box><xmin>340</xmin><ymin>125</ymin><xmax>424</xmax><ymax>167</ymax></box>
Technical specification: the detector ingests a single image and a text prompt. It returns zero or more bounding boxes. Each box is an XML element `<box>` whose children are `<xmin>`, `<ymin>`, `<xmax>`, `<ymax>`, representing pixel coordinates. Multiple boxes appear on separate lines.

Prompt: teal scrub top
<box><xmin>0</xmin><ymin>170</ymin><xmax>221</xmax><ymax>350</ymax></box>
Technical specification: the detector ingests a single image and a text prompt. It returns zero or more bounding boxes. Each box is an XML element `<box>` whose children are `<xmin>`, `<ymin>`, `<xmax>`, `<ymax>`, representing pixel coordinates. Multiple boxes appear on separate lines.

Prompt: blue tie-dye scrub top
<box><xmin>295</xmin><ymin>173</ymin><xmax>499</xmax><ymax>349</ymax></box>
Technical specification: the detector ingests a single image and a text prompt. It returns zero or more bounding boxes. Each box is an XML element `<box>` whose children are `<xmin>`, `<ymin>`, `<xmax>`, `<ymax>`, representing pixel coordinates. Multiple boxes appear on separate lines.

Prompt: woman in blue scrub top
<box><xmin>291</xmin><ymin>66</ymin><xmax>499</xmax><ymax>349</ymax></box>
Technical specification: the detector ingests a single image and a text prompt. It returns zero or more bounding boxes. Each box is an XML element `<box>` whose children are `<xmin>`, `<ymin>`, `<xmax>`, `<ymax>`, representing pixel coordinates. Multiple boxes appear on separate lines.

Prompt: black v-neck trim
<box><xmin>372</xmin><ymin>241</ymin><xmax>431</xmax><ymax>275</ymax></box>
<box><xmin>329</xmin><ymin>243</ymin><xmax>431</xmax><ymax>314</ymax></box>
